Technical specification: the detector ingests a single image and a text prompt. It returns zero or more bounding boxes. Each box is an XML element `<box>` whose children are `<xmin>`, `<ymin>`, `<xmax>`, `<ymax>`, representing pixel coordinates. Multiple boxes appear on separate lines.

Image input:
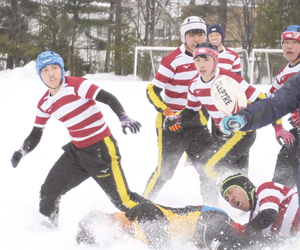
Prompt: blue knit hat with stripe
<box><xmin>35</xmin><ymin>51</ymin><xmax>65</xmax><ymax>85</ymax></box>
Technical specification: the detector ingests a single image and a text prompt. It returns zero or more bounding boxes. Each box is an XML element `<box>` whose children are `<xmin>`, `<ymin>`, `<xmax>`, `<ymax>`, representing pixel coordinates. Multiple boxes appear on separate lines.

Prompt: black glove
<box><xmin>163</xmin><ymin>115</ymin><xmax>183</xmax><ymax>132</ymax></box>
<box><xmin>11</xmin><ymin>150</ymin><xmax>23</xmax><ymax>168</ymax></box>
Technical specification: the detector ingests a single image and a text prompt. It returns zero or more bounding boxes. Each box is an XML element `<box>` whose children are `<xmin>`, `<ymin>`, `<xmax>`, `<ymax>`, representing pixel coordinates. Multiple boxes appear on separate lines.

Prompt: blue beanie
<box><xmin>207</xmin><ymin>24</ymin><xmax>225</xmax><ymax>42</ymax></box>
<box><xmin>35</xmin><ymin>51</ymin><xmax>65</xmax><ymax>85</ymax></box>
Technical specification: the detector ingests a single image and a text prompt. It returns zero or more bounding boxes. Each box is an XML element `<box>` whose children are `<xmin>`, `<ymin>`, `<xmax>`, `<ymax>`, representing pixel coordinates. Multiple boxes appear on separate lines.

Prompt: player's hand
<box><xmin>119</xmin><ymin>115</ymin><xmax>141</xmax><ymax>134</ymax></box>
<box><xmin>231</xmin><ymin>222</ymin><xmax>246</xmax><ymax>236</ymax></box>
<box><xmin>220</xmin><ymin>115</ymin><xmax>246</xmax><ymax>135</ymax></box>
<box><xmin>274</xmin><ymin>124</ymin><xmax>295</xmax><ymax>147</ymax></box>
<box><xmin>288</xmin><ymin>110</ymin><xmax>300</xmax><ymax>128</ymax></box>
<box><xmin>11</xmin><ymin>150</ymin><xmax>23</xmax><ymax>168</ymax></box>
<box><xmin>163</xmin><ymin>115</ymin><xmax>182</xmax><ymax>132</ymax></box>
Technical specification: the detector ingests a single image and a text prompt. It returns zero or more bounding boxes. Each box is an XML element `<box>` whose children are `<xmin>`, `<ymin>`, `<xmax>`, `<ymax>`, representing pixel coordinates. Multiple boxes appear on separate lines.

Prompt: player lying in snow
<box><xmin>219</xmin><ymin>70</ymin><xmax>300</xmax><ymax>215</ymax></box>
<box><xmin>76</xmin><ymin>201</ymin><xmax>288</xmax><ymax>250</ymax></box>
<box><xmin>221</xmin><ymin>174</ymin><xmax>300</xmax><ymax>237</ymax></box>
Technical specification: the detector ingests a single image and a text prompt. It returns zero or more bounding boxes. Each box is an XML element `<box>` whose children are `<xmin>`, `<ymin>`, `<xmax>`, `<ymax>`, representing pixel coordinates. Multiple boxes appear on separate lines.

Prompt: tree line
<box><xmin>0</xmin><ymin>0</ymin><xmax>299</xmax><ymax>77</ymax></box>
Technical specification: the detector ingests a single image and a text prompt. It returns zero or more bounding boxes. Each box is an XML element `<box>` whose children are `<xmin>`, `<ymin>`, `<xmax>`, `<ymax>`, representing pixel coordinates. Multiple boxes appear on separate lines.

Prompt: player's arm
<box><xmin>251</xmin><ymin>92</ymin><xmax>294</xmax><ymax>146</ymax></box>
<box><xmin>146</xmin><ymin>83</ymin><xmax>170</xmax><ymax>115</ymax></box>
<box><xmin>96</xmin><ymin>89</ymin><xmax>126</xmax><ymax>118</ymax></box>
<box><xmin>245</xmin><ymin>209</ymin><xmax>278</xmax><ymax>234</ymax></box>
<box><xmin>11</xmin><ymin>126</ymin><xmax>44</xmax><ymax>168</ymax></box>
<box><xmin>162</xmin><ymin>107</ymin><xmax>200</xmax><ymax>132</ymax></box>
<box><xmin>96</xmin><ymin>89</ymin><xmax>141</xmax><ymax>134</ymax></box>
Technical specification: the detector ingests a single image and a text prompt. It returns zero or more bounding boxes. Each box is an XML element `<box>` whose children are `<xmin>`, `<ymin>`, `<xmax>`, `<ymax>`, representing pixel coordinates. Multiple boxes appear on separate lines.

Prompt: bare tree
<box><xmin>226</xmin><ymin>0</ymin><xmax>259</xmax><ymax>53</ymax></box>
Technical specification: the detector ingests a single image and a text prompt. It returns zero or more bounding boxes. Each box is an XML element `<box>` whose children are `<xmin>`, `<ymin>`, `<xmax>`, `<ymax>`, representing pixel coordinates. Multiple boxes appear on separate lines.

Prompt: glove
<box><xmin>274</xmin><ymin>124</ymin><xmax>295</xmax><ymax>147</ymax></box>
<box><xmin>163</xmin><ymin>115</ymin><xmax>182</xmax><ymax>132</ymax></box>
<box><xmin>11</xmin><ymin>150</ymin><xmax>23</xmax><ymax>168</ymax></box>
<box><xmin>219</xmin><ymin>115</ymin><xmax>246</xmax><ymax>135</ymax></box>
<box><xmin>288</xmin><ymin>110</ymin><xmax>300</xmax><ymax>128</ymax></box>
<box><xmin>231</xmin><ymin>222</ymin><xmax>246</xmax><ymax>236</ymax></box>
<box><xmin>119</xmin><ymin>115</ymin><xmax>141</xmax><ymax>134</ymax></box>
<box><xmin>163</xmin><ymin>108</ymin><xmax>182</xmax><ymax>132</ymax></box>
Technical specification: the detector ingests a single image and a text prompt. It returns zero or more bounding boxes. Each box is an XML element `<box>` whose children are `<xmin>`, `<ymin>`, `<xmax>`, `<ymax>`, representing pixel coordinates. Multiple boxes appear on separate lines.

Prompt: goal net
<box><xmin>134</xmin><ymin>46</ymin><xmax>286</xmax><ymax>86</ymax></box>
<box><xmin>248</xmin><ymin>49</ymin><xmax>286</xmax><ymax>85</ymax></box>
<box><xmin>133</xmin><ymin>46</ymin><xmax>177</xmax><ymax>81</ymax></box>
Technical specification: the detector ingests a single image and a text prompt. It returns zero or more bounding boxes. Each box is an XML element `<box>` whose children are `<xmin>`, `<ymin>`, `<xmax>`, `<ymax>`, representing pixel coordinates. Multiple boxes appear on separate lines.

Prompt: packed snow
<box><xmin>1</xmin><ymin>62</ymin><xmax>299</xmax><ymax>249</ymax></box>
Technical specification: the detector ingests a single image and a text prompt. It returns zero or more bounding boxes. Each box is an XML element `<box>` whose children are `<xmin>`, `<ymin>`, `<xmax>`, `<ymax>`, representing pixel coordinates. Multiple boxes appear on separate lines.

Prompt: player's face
<box><xmin>194</xmin><ymin>55</ymin><xmax>215</xmax><ymax>81</ymax></box>
<box><xmin>208</xmin><ymin>32</ymin><xmax>222</xmax><ymax>50</ymax></box>
<box><xmin>41</xmin><ymin>64</ymin><xmax>62</xmax><ymax>94</ymax></box>
<box><xmin>224</xmin><ymin>186</ymin><xmax>250</xmax><ymax>212</ymax></box>
<box><xmin>185</xmin><ymin>30</ymin><xmax>206</xmax><ymax>54</ymax></box>
<box><xmin>282</xmin><ymin>39</ymin><xmax>300</xmax><ymax>66</ymax></box>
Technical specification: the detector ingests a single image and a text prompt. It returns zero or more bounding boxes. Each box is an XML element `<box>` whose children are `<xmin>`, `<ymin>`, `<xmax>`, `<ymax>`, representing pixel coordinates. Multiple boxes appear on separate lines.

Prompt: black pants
<box><xmin>197</xmin><ymin>130</ymin><xmax>256</xmax><ymax>205</ymax></box>
<box><xmin>272</xmin><ymin>127</ymin><xmax>299</xmax><ymax>188</ymax></box>
<box><xmin>40</xmin><ymin>135</ymin><xmax>146</xmax><ymax>218</ymax></box>
<box><xmin>143</xmin><ymin>123</ymin><xmax>214</xmax><ymax>200</ymax></box>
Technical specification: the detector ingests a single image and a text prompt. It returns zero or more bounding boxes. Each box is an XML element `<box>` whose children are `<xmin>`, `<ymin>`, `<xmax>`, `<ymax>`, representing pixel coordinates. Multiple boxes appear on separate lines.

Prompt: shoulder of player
<box><xmin>65</xmin><ymin>76</ymin><xmax>88</xmax><ymax>85</ymax></box>
<box><xmin>256</xmin><ymin>181</ymin><xmax>284</xmax><ymax>195</ymax></box>
<box><xmin>218</xmin><ymin>68</ymin><xmax>242</xmax><ymax>82</ymax></box>
<box><xmin>189</xmin><ymin>73</ymin><xmax>201</xmax><ymax>88</ymax></box>
<box><xmin>160</xmin><ymin>45</ymin><xmax>192</xmax><ymax>67</ymax></box>
<box><xmin>223</xmin><ymin>46</ymin><xmax>239</xmax><ymax>56</ymax></box>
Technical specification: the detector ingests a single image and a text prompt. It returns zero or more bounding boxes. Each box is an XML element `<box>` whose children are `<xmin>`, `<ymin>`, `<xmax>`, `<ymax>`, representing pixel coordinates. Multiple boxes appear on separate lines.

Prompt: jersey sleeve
<box><xmin>77</xmin><ymin>79</ymin><xmax>102</xmax><ymax>100</ymax></box>
<box><xmin>237</xmin><ymin>71</ymin><xmax>300</xmax><ymax>132</ymax></box>
<box><xmin>146</xmin><ymin>83</ymin><xmax>168</xmax><ymax>113</ymax></box>
<box><xmin>34</xmin><ymin>104</ymin><xmax>51</xmax><ymax>128</ymax></box>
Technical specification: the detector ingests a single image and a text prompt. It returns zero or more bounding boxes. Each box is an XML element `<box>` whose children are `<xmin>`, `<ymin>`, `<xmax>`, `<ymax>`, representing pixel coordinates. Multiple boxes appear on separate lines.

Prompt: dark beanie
<box><xmin>221</xmin><ymin>174</ymin><xmax>256</xmax><ymax>210</ymax></box>
<box><xmin>207</xmin><ymin>24</ymin><xmax>225</xmax><ymax>42</ymax></box>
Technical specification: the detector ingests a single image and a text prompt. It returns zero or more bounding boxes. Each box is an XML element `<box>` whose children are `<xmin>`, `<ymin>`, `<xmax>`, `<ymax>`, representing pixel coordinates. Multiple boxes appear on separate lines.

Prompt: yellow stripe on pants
<box><xmin>143</xmin><ymin>114</ymin><xmax>164</xmax><ymax>198</ymax></box>
<box><xmin>104</xmin><ymin>136</ymin><xmax>138</xmax><ymax>208</ymax></box>
<box><xmin>204</xmin><ymin>131</ymin><xmax>246</xmax><ymax>184</ymax></box>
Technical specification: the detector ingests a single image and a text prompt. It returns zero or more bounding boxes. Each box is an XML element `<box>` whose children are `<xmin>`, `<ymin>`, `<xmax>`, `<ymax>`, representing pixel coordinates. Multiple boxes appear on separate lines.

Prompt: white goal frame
<box><xmin>249</xmin><ymin>49</ymin><xmax>284</xmax><ymax>85</ymax></box>
<box><xmin>133</xmin><ymin>46</ymin><xmax>177</xmax><ymax>80</ymax></box>
<box><xmin>133</xmin><ymin>46</ymin><xmax>285</xmax><ymax>86</ymax></box>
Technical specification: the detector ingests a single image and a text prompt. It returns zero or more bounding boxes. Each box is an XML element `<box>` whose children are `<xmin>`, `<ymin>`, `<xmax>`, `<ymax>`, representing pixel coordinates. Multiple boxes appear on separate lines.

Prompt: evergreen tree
<box><xmin>0</xmin><ymin>0</ymin><xmax>40</xmax><ymax>68</ymax></box>
<box><xmin>254</xmin><ymin>0</ymin><xmax>300</xmax><ymax>48</ymax></box>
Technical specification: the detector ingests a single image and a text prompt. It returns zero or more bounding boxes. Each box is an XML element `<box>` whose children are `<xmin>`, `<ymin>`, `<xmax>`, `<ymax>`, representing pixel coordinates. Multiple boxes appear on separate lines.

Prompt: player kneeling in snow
<box><xmin>221</xmin><ymin>174</ymin><xmax>300</xmax><ymax>237</ymax></box>
<box><xmin>76</xmin><ymin>201</ymin><xmax>289</xmax><ymax>250</ymax></box>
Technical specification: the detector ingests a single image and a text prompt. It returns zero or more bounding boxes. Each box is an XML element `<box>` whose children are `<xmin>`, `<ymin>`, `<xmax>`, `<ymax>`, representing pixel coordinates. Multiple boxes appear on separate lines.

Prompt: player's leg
<box><xmin>272</xmin><ymin>128</ymin><xmax>299</xmax><ymax>188</ymax></box>
<box><xmin>81</xmin><ymin>135</ymin><xmax>147</xmax><ymax>212</ymax></box>
<box><xmin>126</xmin><ymin>202</ymin><xmax>169</xmax><ymax>249</ymax></box>
<box><xmin>39</xmin><ymin>142</ymin><xmax>90</xmax><ymax>227</ymax></box>
<box><xmin>143</xmin><ymin>127</ymin><xmax>186</xmax><ymax>200</ymax></box>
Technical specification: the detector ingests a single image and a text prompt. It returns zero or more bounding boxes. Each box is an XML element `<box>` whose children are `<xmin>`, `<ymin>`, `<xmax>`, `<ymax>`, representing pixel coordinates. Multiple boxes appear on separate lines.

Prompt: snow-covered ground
<box><xmin>1</xmin><ymin>62</ymin><xmax>299</xmax><ymax>249</ymax></box>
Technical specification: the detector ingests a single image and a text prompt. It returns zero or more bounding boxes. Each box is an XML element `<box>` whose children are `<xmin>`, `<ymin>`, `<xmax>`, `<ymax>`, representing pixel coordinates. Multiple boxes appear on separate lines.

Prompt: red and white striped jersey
<box><xmin>250</xmin><ymin>182</ymin><xmax>299</xmax><ymax>236</ymax></box>
<box><xmin>187</xmin><ymin>68</ymin><xmax>260</xmax><ymax>129</ymax></box>
<box><xmin>34</xmin><ymin>76</ymin><xmax>111</xmax><ymax>148</ymax></box>
<box><xmin>152</xmin><ymin>44</ymin><xmax>198</xmax><ymax>112</ymax></box>
<box><xmin>218</xmin><ymin>46</ymin><xmax>241</xmax><ymax>74</ymax></box>
<box><xmin>266</xmin><ymin>62</ymin><xmax>300</xmax><ymax>97</ymax></box>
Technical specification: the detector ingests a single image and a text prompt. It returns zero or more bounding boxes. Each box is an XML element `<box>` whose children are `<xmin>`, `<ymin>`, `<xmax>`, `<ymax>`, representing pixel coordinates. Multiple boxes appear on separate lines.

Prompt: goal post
<box><xmin>133</xmin><ymin>46</ymin><xmax>286</xmax><ymax>86</ymax></box>
<box><xmin>134</xmin><ymin>46</ymin><xmax>177</xmax><ymax>81</ymax></box>
<box><xmin>249</xmin><ymin>49</ymin><xmax>285</xmax><ymax>85</ymax></box>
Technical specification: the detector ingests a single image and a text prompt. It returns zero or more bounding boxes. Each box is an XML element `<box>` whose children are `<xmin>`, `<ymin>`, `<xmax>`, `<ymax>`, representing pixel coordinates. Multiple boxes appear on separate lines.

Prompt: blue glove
<box><xmin>11</xmin><ymin>150</ymin><xmax>23</xmax><ymax>168</ymax></box>
<box><xmin>119</xmin><ymin>115</ymin><xmax>141</xmax><ymax>134</ymax></box>
<box><xmin>220</xmin><ymin>115</ymin><xmax>246</xmax><ymax>135</ymax></box>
